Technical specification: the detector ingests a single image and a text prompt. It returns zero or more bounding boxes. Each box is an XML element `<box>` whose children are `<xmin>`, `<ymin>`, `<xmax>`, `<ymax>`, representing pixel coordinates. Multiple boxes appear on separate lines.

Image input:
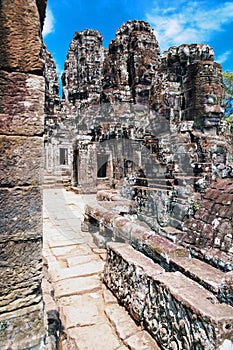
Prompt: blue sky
<box><xmin>43</xmin><ymin>0</ymin><xmax>233</xmax><ymax>79</ymax></box>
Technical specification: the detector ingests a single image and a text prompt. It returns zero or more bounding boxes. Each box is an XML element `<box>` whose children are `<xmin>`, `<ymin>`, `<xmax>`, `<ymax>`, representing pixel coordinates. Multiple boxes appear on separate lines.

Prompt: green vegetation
<box><xmin>223</xmin><ymin>71</ymin><xmax>233</xmax><ymax>130</ymax></box>
<box><xmin>193</xmin><ymin>201</ymin><xmax>199</xmax><ymax>213</ymax></box>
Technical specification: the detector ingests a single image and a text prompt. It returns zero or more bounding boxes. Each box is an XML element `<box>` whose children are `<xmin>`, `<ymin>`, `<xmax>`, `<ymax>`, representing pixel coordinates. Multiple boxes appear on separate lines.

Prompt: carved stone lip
<box><xmin>203</xmin><ymin>114</ymin><xmax>223</xmax><ymax>126</ymax></box>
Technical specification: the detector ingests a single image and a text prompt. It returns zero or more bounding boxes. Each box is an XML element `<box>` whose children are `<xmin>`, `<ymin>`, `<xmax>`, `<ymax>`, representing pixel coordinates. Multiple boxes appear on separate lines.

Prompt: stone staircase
<box><xmin>43</xmin><ymin>173</ymin><xmax>70</xmax><ymax>189</ymax></box>
<box><xmin>84</xmin><ymin>198</ymin><xmax>233</xmax><ymax>350</ymax></box>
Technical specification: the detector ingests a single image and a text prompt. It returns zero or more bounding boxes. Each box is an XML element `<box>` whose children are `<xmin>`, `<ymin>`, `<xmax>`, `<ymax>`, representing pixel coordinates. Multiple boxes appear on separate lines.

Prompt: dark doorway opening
<box><xmin>60</xmin><ymin>148</ymin><xmax>68</xmax><ymax>165</ymax></box>
<box><xmin>97</xmin><ymin>154</ymin><xmax>108</xmax><ymax>178</ymax></box>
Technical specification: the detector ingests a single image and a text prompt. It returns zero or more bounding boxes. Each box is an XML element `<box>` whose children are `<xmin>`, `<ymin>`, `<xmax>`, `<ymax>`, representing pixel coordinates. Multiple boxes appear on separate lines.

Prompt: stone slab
<box><xmin>171</xmin><ymin>256</ymin><xmax>226</xmax><ymax>294</ymax></box>
<box><xmin>124</xmin><ymin>331</ymin><xmax>161</xmax><ymax>350</ymax></box>
<box><xmin>51</xmin><ymin>244</ymin><xmax>92</xmax><ymax>257</ymax></box>
<box><xmin>50</xmin><ymin>260</ymin><xmax>105</xmax><ymax>282</ymax></box>
<box><xmin>67</xmin><ymin>323</ymin><xmax>122</xmax><ymax>350</ymax></box>
<box><xmin>54</xmin><ymin>276</ymin><xmax>101</xmax><ymax>299</ymax></box>
<box><xmin>105</xmin><ymin>304</ymin><xmax>140</xmax><ymax>341</ymax></box>
<box><xmin>155</xmin><ymin>272</ymin><xmax>233</xmax><ymax>321</ymax></box>
<box><xmin>58</xmin><ymin>291</ymin><xmax>103</xmax><ymax>306</ymax></box>
<box><xmin>0</xmin><ymin>72</ymin><xmax>44</xmax><ymax>135</ymax></box>
<box><xmin>59</xmin><ymin>294</ymin><xmax>105</xmax><ymax>328</ymax></box>
<box><xmin>102</xmin><ymin>286</ymin><xmax>118</xmax><ymax>305</ymax></box>
<box><xmin>107</xmin><ymin>242</ymin><xmax>164</xmax><ymax>276</ymax></box>
<box><xmin>46</xmin><ymin>236</ymin><xmax>86</xmax><ymax>248</ymax></box>
<box><xmin>67</xmin><ymin>254</ymin><xmax>99</xmax><ymax>267</ymax></box>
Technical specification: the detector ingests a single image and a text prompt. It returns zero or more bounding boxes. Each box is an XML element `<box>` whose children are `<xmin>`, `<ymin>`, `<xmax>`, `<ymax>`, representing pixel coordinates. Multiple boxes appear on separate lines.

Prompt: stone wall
<box><xmin>0</xmin><ymin>0</ymin><xmax>46</xmax><ymax>348</ymax></box>
<box><xmin>182</xmin><ymin>178</ymin><xmax>233</xmax><ymax>270</ymax></box>
<box><xmin>104</xmin><ymin>242</ymin><xmax>233</xmax><ymax>350</ymax></box>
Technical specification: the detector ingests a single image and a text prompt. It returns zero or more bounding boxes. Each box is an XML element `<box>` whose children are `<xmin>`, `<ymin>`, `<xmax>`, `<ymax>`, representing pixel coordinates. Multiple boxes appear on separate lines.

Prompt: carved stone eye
<box><xmin>207</xmin><ymin>95</ymin><xmax>216</xmax><ymax>105</ymax></box>
<box><xmin>220</xmin><ymin>98</ymin><xmax>226</xmax><ymax>107</ymax></box>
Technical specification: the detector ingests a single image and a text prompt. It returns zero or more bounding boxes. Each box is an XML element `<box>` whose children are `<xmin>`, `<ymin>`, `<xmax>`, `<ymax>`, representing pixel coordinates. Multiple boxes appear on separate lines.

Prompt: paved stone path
<box><xmin>43</xmin><ymin>188</ymin><xmax>161</xmax><ymax>350</ymax></box>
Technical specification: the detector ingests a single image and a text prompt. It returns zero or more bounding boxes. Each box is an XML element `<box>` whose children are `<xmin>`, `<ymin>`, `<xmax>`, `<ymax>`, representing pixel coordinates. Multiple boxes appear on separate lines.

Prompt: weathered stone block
<box><xmin>144</xmin><ymin>273</ymin><xmax>233</xmax><ymax>350</ymax></box>
<box><xmin>0</xmin><ymin>1</ymin><xmax>44</xmax><ymax>73</ymax></box>
<box><xmin>0</xmin><ymin>304</ymin><xmax>44</xmax><ymax>350</ymax></box>
<box><xmin>0</xmin><ymin>71</ymin><xmax>44</xmax><ymax>135</ymax></box>
<box><xmin>67</xmin><ymin>323</ymin><xmax>121</xmax><ymax>350</ymax></box>
<box><xmin>0</xmin><ymin>239</ymin><xmax>42</xmax><ymax>313</ymax></box>
<box><xmin>104</xmin><ymin>243</ymin><xmax>164</xmax><ymax>322</ymax></box>
<box><xmin>0</xmin><ymin>186</ymin><xmax>42</xmax><ymax>240</ymax></box>
<box><xmin>170</xmin><ymin>256</ymin><xmax>226</xmax><ymax>295</ymax></box>
<box><xmin>0</xmin><ymin>136</ymin><xmax>43</xmax><ymax>186</ymax></box>
<box><xmin>136</xmin><ymin>233</ymin><xmax>188</xmax><ymax>269</ymax></box>
<box><xmin>104</xmin><ymin>242</ymin><xmax>233</xmax><ymax>350</ymax></box>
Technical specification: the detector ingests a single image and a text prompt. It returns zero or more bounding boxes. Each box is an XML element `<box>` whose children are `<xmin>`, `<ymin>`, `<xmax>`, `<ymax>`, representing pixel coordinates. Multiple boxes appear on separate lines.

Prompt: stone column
<box><xmin>0</xmin><ymin>0</ymin><xmax>46</xmax><ymax>348</ymax></box>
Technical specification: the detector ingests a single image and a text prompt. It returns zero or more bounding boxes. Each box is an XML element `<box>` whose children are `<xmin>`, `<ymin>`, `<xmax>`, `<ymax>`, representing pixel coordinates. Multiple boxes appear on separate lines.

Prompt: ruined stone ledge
<box><xmin>0</xmin><ymin>302</ymin><xmax>45</xmax><ymax>350</ymax></box>
<box><xmin>0</xmin><ymin>136</ymin><xmax>44</xmax><ymax>187</ymax></box>
<box><xmin>170</xmin><ymin>256</ymin><xmax>231</xmax><ymax>301</ymax></box>
<box><xmin>190</xmin><ymin>247</ymin><xmax>233</xmax><ymax>272</ymax></box>
<box><xmin>104</xmin><ymin>242</ymin><xmax>233</xmax><ymax>350</ymax></box>
<box><xmin>85</xmin><ymin>203</ymin><xmax>188</xmax><ymax>269</ymax></box>
<box><xmin>86</xmin><ymin>203</ymin><xmax>233</xmax><ymax>306</ymax></box>
<box><xmin>0</xmin><ymin>71</ymin><xmax>45</xmax><ymax>135</ymax></box>
<box><xmin>97</xmin><ymin>189</ymin><xmax>132</xmax><ymax>202</ymax></box>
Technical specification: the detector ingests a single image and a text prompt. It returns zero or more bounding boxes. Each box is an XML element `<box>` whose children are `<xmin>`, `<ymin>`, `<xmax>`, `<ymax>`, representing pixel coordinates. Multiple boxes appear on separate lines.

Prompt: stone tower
<box><xmin>62</xmin><ymin>29</ymin><xmax>106</xmax><ymax>106</ymax></box>
<box><xmin>102</xmin><ymin>20</ymin><xmax>161</xmax><ymax>104</ymax></box>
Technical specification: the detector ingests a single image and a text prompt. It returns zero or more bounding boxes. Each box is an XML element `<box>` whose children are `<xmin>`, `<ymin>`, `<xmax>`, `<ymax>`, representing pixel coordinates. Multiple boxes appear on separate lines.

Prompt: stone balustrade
<box><xmin>84</xmin><ymin>202</ymin><xmax>233</xmax><ymax>308</ymax></box>
<box><xmin>104</xmin><ymin>242</ymin><xmax>233</xmax><ymax>350</ymax></box>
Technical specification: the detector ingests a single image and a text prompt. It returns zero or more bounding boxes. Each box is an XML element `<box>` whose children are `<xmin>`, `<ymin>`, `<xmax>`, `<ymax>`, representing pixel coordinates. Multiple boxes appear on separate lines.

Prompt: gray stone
<box><xmin>54</xmin><ymin>276</ymin><xmax>101</xmax><ymax>299</ymax></box>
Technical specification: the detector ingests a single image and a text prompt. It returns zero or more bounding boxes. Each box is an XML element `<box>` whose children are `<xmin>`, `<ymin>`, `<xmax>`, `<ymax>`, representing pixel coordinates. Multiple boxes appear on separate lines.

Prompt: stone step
<box><xmin>85</xmin><ymin>203</ymin><xmax>189</xmax><ymax>270</ymax></box>
<box><xmin>85</xmin><ymin>203</ymin><xmax>233</xmax><ymax>306</ymax></box>
<box><xmin>104</xmin><ymin>242</ymin><xmax>233</xmax><ymax>350</ymax></box>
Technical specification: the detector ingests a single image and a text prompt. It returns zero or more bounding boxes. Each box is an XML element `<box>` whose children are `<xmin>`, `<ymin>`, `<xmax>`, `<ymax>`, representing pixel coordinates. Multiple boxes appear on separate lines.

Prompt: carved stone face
<box><xmin>184</xmin><ymin>62</ymin><xmax>225</xmax><ymax>129</ymax></box>
<box><xmin>195</xmin><ymin>82</ymin><xmax>225</xmax><ymax>128</ymax></box>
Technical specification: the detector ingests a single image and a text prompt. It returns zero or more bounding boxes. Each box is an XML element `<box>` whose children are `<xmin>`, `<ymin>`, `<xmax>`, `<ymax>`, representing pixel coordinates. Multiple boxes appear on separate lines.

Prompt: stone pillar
<box><xmin>0</xmin><ymin>0</ymin><xmax>46</xmax><ymax>348</ymax></box>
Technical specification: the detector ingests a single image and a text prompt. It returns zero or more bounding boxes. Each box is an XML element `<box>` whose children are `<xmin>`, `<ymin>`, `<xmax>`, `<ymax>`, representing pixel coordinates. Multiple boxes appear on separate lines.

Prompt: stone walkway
<box><xmin>43</xmin><ymin>188</ymin><xmax>161</xmax><ymax>350</ymax></box>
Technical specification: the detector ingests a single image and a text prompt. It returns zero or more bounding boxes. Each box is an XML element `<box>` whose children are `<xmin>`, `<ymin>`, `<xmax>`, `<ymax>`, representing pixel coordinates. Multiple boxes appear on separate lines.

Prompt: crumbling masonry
<box><xmin>0</xmin><ymin>6</ymin><xmax>232</xmax><ymax>348</ymax></box>
<box><xmin>43</xmin><ymin>20</ymin><xmax>233</xmax><ymax>349</ymax></box>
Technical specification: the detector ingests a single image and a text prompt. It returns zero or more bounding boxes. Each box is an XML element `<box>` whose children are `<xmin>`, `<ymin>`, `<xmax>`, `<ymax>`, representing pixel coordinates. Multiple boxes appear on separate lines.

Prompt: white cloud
<box><xmin>43</xmin><ymin>7</ymin><xmax>55</xmax><ymax>37</ymax></box>
<box><xmin>146</xmin><ymin>1</ymin><xmax>233</xmax><ymax>53</ymax></box>
<box><xmin>216</xmin><ymin>50</ymin><xmax>232</xmax><ymax>64</ymax></box>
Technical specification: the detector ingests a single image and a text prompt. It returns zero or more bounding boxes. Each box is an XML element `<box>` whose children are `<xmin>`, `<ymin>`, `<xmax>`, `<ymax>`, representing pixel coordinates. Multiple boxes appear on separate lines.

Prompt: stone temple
<box><xmin>0</xmin><ymin>3</ymin><xmax>233</xmax><ymax>349</ymax></box>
